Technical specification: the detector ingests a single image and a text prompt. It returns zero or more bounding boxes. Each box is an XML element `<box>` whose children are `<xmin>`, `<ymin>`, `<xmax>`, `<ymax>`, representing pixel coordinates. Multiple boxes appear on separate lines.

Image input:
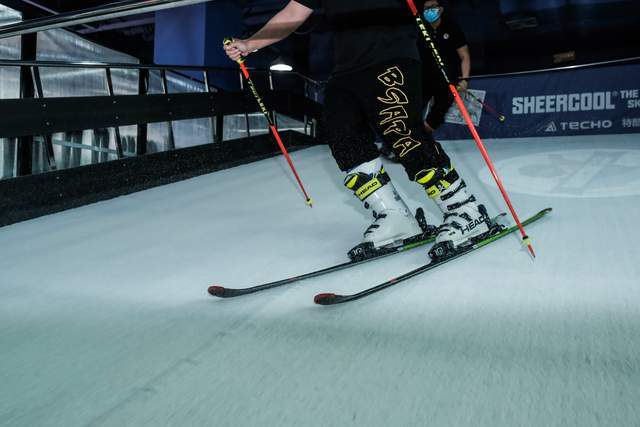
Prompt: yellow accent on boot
<box><xmin>344</xmin><ymin>172</ymin><xmax>383</xmax><ymax>201</ymax></box>
<box><xmin>415</xmin><ymin>168</ymin><xmax>437</xmax><ymax>185</ymax></box>
<box><xmin>355</xmin><ymin>178</ymin><xmax>382</xmax><ymax>201</ymax></box>
<box><xmin>426</xmin><ymin>182</ymin><xmax>448</xmax><ymax>199</ymax></box>
<box><xmin>415</xmin><ymin>168</ymin><xmax>455</xmax><ymax>199</ymax></box>
<box><xmin>345</xmin><ymin>175</ymin><xmax>360</xmax><ymax>190</ymax></box>
<box><xmin>344</xmin><ymin>166</ymin><xmax>388</xmax><ymax>201</ymax></box>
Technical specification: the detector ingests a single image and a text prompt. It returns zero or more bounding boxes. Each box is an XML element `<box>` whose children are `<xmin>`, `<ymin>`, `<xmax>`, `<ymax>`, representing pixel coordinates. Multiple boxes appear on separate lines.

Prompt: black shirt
<box><xmin>419</xmin><ymin>14</ymin><xmax>467</xmax><ymax>82</ymax></box>
<box><xmin>294</xmin><ymin>0</ymin><xmax>419</xmax><ymax>75</ymax></box>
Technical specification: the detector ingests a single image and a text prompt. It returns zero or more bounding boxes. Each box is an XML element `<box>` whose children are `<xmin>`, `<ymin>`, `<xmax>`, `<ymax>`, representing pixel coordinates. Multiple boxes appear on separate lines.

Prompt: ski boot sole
<box><xmin>348</xmin><ymin>208</ymin><xmax>437</xmax><ymax>261</ymax></box>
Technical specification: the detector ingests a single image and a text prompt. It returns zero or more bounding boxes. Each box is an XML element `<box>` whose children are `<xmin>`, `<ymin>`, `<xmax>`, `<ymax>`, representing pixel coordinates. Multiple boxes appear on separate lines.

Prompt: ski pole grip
<box><xmin>223</xmin><ymin>37</ymin><xmax>245</xmax><ymax>64</ymax></box>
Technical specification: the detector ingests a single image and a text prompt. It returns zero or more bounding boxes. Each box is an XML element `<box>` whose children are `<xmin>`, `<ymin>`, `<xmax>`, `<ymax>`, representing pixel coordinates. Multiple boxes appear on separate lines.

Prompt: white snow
<box><xmin>1</xmin><ymin>134</ymin><xmax>639</xmax><ymax>426</ymax></box>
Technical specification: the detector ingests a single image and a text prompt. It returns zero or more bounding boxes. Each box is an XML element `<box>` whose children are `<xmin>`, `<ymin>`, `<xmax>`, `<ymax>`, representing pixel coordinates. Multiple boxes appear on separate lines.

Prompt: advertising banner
<box><xmin>435</xmin><ymin>62</ymin><xmax>640</xmax><ymax>140</ymax></box>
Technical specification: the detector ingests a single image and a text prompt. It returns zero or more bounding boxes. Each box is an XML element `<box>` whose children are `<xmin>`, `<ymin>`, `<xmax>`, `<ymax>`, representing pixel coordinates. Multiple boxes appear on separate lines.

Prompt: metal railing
<box><xmin>467</xmin><ymin>56</ymin><xmax>640</xmax><ymax>80</ymax></box>
<box><xmin>0</xmin><ymin>0</ymin><xmax>325</xmax><ymax>179</ymax></box>
<box><xmin>0</xmin><ymin>57</ymin><xmax>323</xmax><ymax>178</ymax></box>
<box><xmin>0</xmin><ymin>58</ymin><xmax>322</xmax><ymax>84</ymax></box>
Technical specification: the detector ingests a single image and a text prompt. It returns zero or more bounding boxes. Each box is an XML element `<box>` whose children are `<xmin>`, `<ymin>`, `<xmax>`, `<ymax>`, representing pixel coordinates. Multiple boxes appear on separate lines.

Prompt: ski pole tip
<box><xmin>306</xmin><ymin>197</ymin><xmax>314</xmax><ymax>208</ymax></box>
<box><xmin>522</xmin><ymin>235</ymin><xmax>536</xmax><ymax>258</ymax></box>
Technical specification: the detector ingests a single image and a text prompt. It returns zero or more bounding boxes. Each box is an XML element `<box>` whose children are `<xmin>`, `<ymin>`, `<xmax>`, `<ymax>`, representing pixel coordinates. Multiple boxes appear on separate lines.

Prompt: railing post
<box><xmin>17</xmin><ymin>33</ymin><xmax>36</xmax><ymax>176</ymax></box>
<box><xmin>160</xmin><ymin>69</ymin><xmax>176</xmax><ymax>150</ymax></box>
<box><xmin>203</xmin><ymin>70</ymin><xmax>217</xmax><ymax>144</ymax></box>
<box><xmin>137</xmin><ymin>69</ymin><xmax>149</xmax><ymax>155</ymax></box>
<box><xmin>268</xmin><ymin>71</ymin><xmax>278</xmax><ymax>128</ymax></box>
<box><xmin>30</xmin><ymin>65</ymin><xmax>57</xmax><ymax>171</ymax></box>
<box><xmin>215</xmin><ymin>114</ymin><xmax>224</xmax><ymax>142</ymax></box>
<box><xmin>238</xmin><ymin>69</ymin><xmax>250</xmax><ymax>137</ymax></box>
<box><xmin>104</xmin><ymin>67</ymin><xmax>124</xmax><ymax>159</ymax></box>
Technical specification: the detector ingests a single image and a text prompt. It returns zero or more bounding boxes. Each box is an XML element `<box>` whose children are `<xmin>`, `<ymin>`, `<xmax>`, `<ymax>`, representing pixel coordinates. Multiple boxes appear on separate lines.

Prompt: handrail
<box><xmin>0</xmin><ymin>58</ymin><xmax>324</xmax><ymax>86</ymax></box>
<box><xmin>0</xmin><ymin>58</ymin><xmax>234</xmax><ymax>72</ymax></box>
<box><xmin>2</xmin><ymin>54</ymin><xmax>635</xmax><ymax>86</ymax></box>
<box><xmin>467</xmin><ymin>56</ymin><xmax>640</xmax><ymax>80</ymax></box>
<box><xmin>0</xmin><ymin>0</ymin><xmax>214</xmax><ymax>39</ymax></box>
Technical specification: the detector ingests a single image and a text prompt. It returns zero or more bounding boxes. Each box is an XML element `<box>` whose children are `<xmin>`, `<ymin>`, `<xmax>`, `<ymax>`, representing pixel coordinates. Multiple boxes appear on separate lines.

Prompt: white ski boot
<box><xmin>415</xmin><ymin>166</ymin><xmax>494</xmax><ymax>260</ymax></box>
<box><xmin>345</xmin><ymin>158</ymin><xmax>427</xmax><ymax>260</ymax></box>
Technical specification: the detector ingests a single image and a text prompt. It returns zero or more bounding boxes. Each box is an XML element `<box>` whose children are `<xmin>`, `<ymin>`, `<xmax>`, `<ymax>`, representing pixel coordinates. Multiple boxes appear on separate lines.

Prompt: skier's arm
<box><xmin>223</xmin><ymin>1</ymin><xmax>313</xmax><ymax>62</ymax></box>
<box><xmin>456</xmin><ymin>45</ymin><xmax>471</xmax><ymax>90</ymax></box>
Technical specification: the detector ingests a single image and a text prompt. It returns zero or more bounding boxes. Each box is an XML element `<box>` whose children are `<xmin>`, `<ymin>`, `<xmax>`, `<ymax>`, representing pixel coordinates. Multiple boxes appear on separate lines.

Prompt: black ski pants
<box><xmin>319</xmin><ymin>58</ymin><xmax>450</xmax><ymax>180</ymax></box>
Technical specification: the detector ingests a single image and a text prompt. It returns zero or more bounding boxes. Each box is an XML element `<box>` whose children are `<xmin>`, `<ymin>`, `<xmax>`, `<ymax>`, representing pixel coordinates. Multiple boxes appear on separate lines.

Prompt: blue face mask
<box><xmin>423</xmin><ymin>7</ymin><xmax>442</xmax><ymax>23</ymax></box>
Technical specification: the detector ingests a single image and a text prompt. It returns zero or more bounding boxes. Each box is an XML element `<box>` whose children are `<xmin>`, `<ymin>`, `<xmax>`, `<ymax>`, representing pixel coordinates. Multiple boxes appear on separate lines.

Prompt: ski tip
<box><xmin>208</xmin><ymin>285</ymin><xmax>226</xmax><ymax>297</ymax></box>
<box><xmin>314</xmin><ymin>293</ymin><xmax>337</xmax><ymax>305</ymax></box>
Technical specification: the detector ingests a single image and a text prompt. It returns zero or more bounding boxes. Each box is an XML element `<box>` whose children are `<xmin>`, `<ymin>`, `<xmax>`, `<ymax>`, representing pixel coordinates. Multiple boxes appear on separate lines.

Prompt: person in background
<box><xmin>421</xmin><ymin>0</ymin><xmax>471</xmax><ymax>133</ymax></box>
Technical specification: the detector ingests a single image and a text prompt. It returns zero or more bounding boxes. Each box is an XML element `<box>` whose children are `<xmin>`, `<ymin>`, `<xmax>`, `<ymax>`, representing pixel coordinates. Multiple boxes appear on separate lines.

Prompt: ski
<box><xmin>208</xmin><ymin>232</ymin><xmax>436</xmax><ymax>298</ymax></box>
<box><xmin>314</xmin><ymin>208</ymin><xmax>552</xmax><ymax>306</ymax></box>
<box><xmin>208</xmin><ymin>208</ymin><xmax>440</xmax><ymax>298</ymax></box>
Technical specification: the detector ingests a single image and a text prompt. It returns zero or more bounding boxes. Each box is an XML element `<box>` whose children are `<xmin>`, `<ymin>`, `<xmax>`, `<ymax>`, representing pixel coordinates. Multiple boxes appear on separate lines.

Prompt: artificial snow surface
<box><xmin>1</xmin><ymin>134</ymin><xmax>639</xmax><ymax>426</ymax></box>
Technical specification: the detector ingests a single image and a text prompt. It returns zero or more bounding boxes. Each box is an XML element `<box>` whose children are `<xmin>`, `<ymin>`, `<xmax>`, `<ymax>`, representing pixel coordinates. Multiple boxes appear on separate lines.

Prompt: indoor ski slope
<box><xmin>1</xmin><ymin>134</ymin><xmax>639</xmax><ymax>426</ymax></box>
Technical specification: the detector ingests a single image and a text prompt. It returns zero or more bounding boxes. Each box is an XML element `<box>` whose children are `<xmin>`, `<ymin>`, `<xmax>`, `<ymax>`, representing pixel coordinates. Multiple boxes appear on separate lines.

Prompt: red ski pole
<box><xmin>223</xmin><ymin>38</ymin><xmax>313</xmax><ymax>207</ymax></box>
<box><xmin>403</xmin><ymin>1</ymin><xmax>535</xmax><ymax>258</ymax></box>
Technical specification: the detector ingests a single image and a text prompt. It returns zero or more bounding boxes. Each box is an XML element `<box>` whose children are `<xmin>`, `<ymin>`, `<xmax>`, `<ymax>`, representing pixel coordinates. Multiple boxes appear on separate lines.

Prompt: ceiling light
<box><xmin>270</xmin><ymin>56</ymin><xmax>293</xmax><ymax>72</ymax></box>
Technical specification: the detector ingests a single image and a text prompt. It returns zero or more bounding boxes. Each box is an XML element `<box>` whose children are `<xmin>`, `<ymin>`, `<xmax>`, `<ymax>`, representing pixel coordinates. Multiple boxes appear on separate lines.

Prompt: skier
<box><xmin>224</xmin><ymin>0</ymin><xmax>493</xmax><ymax>260</ymax></box>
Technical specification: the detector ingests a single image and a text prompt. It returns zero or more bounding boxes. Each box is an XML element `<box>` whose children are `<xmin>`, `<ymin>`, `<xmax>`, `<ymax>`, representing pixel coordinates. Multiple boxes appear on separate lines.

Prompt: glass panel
<box><xmin>110</xmin><ymin>68</ymin><xmax>139</xmax><ymax>95</ymax></box>
<box><xmin>35</xmin><ymin>29</ymin><xmax>141</xmax><ymax>169</ymax></box>
<box><xmin>32</xmin><ymin>138</ymin><xmax>50</xmax><ymax>175</ymax></box>
<box><xmin>223</xmin><ymin>113</ymin><xmax>270</xmax><ymax>141</ymax></box>
<box><xmin>166</xmin><ymin>72</ymin><xmax>204</xmax><ymax>93</ymax></box>
<box><xmin>166</xmin><ymin>72</ymin><xmax>213</xmax><ymax>149</ymax></box>
<box><xmin>146</xmin><ymin>70</ymin><xmax>170</xmax><ymax>153</ymax></box>
<box><xmin>0</xmin><ymin>138</ymin><xmax>17</xmax><ymax>179</ymax></box>
<box><xmin>48</xmin><ymin>131</ymin><xmax>119</xmax><ymax>171</ymax></box>
<box><xmin>0</xmin><ymin>5</ymin><xmax>22</xmax><ymax>179</ymax></box>
<box><xmin>223</xmin><ymin>112</ymin><xmax>309</xmax><ymax>142</ymax></box>
<box><xmin>276</xmin><ymin>114</ymin><xmax>306</xmax><ymax>134</ymax></box>
<box><xmin>0</xmin><ymin>5</ymin><xmax>21</xmax><ymax>100</ymax></box>
<box><xmin>110</xmin><ymin>68</ymin><xmax>139</xmax><ymax>156</ymax></box>
<box><xmin>37</xmin><ymin>29</ymin><xmax>139</xmax><ymax>97</ymax></box>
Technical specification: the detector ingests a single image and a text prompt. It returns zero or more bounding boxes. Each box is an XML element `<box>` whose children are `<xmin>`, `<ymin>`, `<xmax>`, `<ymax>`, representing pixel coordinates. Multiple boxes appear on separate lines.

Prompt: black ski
<box><xmin>208</xmin><ymin>208</ymin><xmax>438</xmax><ymax>298</ymax></box>
<box><xmin>208</xmin><ymin>232</ymin><xmax>436</xmax><ymax>298</ymax></box>
<box><xmin>314</xmin><ymin>208</ymin><xmax>552</xmax><ymax>306</ymax></box>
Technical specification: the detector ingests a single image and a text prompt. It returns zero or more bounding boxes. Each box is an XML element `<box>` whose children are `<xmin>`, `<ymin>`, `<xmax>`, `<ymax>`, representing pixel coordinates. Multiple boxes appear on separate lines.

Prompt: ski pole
<box><xmin>403</xmin><ymin>0</ymin><xmax>535</xmax><ymax>258</ymax></box>
<box><xmin>465</xmin><ymin>90</ymin><xmax>506</xmax><ymax>122</ymax></box>
<box><xmin>223</xmin><ymin>37</ymin><xmax>313</xmax><ymax>207</ymax></box>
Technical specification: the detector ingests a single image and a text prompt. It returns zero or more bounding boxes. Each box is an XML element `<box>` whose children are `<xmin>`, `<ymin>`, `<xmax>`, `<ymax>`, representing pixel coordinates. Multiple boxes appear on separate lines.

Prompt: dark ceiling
<box><xmin>3</xmin><ymin>0</ymin><xmax>640</xmax><ymax>76</ymax></box>
<box><xmin>244</xmin><ymin>0</ymin><xmax>640</xmax><ymax>78</ymax></box>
